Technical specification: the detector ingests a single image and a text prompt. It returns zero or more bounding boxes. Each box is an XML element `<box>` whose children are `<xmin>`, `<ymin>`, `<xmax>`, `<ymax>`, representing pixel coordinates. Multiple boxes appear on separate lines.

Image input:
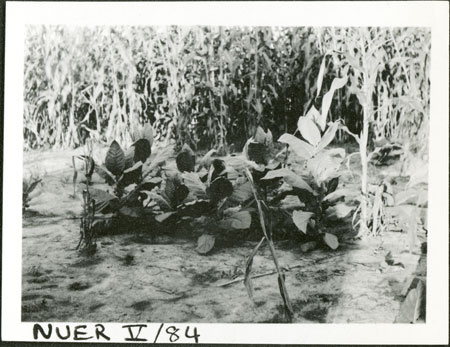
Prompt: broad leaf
<box><xmin>225</xmin><ymin>155</ymin><xmax>260</xmax><ymax>172</ymax></box>
<box><xmin>280</xmin><ymin>195</ymin><xmax>305</xmax><ymax>210</ymax></box>
<box><xmin>198</xmin><ymin>148</ymin><xmax>218</xmax><ymax>170</ymax></box>
<box><xmin>326</xmin><ymin>177</ymin><xmax>339</xmax><ymax>195</ymax></box>
<box><xmin>330</xmin><ymin>75</ymin><xmax>349</xmax><ymax>90</ymax></box>
<box><xmin>148</xmin><ymin>191</ymin><xmax>172</xmax><ymax>211</ymax></box>
<box><xmin>316</xmin><ymin>121</ymin><xmax>339</xmax><ymax>152</ymax></box>
<box><xmin>206</xmin><ymin>177</ymin><xmax>233</xmax><ymax>202</ymax></box>
<box><xmin>292</xmin><ymin>210</ymin><xmax>314</xmax><ymax>233</ymax></box>
<box><xmin>261</xmin><ymin>168</ymin><xmax>314</xmax><ymax>194</ymax></box>
<box><xmin>132</xmin><ymin>138</ymin><xmax>151</xmax><ymax>163</ymax></box>
<box><xmin>323</xmin><ymin>233</ymin><xmax>339</xmax><ymax>250</ymax></box>
<box><xmin>105</xmin><ymin>140</ymin><xmax>125</xmax><ymax>177</ymax></box>
<box><xmin>139</xmin><ymin>177</ymin><xmax>162</xmax><ymax>191</ymax></box>
<box><xmin>119</xmin><ymin>206</ymin><xmax>144</xmax><ymax>218</ymax></box>
<box><xmin>278</xmin><ymin>133</ymin><xmax>314</xmax><ymax>160</ymax></box>
<box><xmin>165</xmin><ymin>183</ymin><xmax>189</xmax><ymax>208</ymax></box>
<box><xmin>219</xmin><ymin>211</ymin><xmax>252</xmax><ymax>230</ymax></box>
<box><xmin>195</xmin><ymin>234</ymin><xmax>215</xmax><ymax>255</ymax></box>
<box><xmin>119</xmin><ymin>161</ymin><xmax>143</xmax><ymax>187</ymax></box>
<box><xmin>181</xmin><ymin>172</ymin><xmax>207</xmax><ymax>199</ymax></box>
<box><xmin>143</xmin><ymin>145</ymin><xmax>174</xmax><ymax>176</ymax></box>
<box><xmin>155</xmin><ymin>211</ymin><xmax>177</xmax><ymax>223</ymax></box>
<box><xmin>95</xmin><ymin>164</ymin><xmax>116</xmax><ymax>185</ymax></box>
<box><xmin>124</xmin><ymin>146</ymin><xmax>135</xmax><ymax>170</ymax></box>
<box><xmin>326</xmin><ymin>203</ymin><xmax>354</xmax><ymax>219</ymax></box>
<box><xmin>89</xmin><ymin>188</ymin><xmax>117</xmax><ymax>203</ymax></box>
<box><xmin>254</xmin><ymin>126</ymin><xmax>267</xmax><ymax>143</ymax></box>
<box><xmin>320</xmin><ymin>75</ymin><xmax>348</xmax><ymax>129</ymax></box>
<box><xmin>178</xmin><ymin>200</ymin><xmax>214</xmax><ymax>218</ymax></box>
<box><xmin>305</xmin><ymin>106</ymin><xmax>323</xmax><ymax>131</ymax></box>
<box><xmin>176</xmin><ymin>144</ymin><xmax>196</xmax><ymax>172</ymax></box>
<box><xmin>89</xmin><ymin>188</ymin><xmax>119</xmax><ymax>213</ymax></box>
<box><xmin>323</xmin><ymin>188</ymin><xmax>358</xmax><ymax>202</ymax></box>
<box><xmin>247</xmin><ymin>142</ymin><xmax>269</xmax><ymax>165</ymax></box>
<box><xmin>132</xmin><ymin>123</ymin><xmax>153</xmax><ymax>147</ymax></box>
<box><xmin>229</xmin><ymin>181</ymin><xmax>253</xmax><ymax>204</ymax></box>
<box><xmin>307</xmin><ymin>151</ymin><xmax>343</xmax><ymax>185</ymax></box>
<box><xmin>298</xmin><ymin>116</ymin><xmax>321</xmax><ymax>146</ymax></box>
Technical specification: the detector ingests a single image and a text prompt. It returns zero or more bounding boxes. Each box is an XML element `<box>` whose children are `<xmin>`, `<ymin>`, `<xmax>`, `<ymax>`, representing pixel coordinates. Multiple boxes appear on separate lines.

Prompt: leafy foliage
<box><xmin>23</xmin><ymin>175</ymin><xmax>42</xmax><ymax>212</ymax></box>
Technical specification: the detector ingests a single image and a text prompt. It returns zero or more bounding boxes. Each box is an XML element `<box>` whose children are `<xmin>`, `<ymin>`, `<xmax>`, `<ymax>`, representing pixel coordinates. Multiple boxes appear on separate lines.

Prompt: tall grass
<box><xmin>316</xmin><ymin>27</ymin><xmax>430</xmax><ymax>235</ymax></box>
<box><xmin>24</xmin><ymin>26</ymin><xmax>430</xmax><ymax>155</ymax></box>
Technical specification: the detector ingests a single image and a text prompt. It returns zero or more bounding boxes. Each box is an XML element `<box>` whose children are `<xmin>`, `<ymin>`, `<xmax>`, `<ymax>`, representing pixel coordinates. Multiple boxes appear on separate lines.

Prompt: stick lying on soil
<box><xmin>217</xmin><ymin>255</ymin><xmax>342</xmax><ymax>287</ymax></box>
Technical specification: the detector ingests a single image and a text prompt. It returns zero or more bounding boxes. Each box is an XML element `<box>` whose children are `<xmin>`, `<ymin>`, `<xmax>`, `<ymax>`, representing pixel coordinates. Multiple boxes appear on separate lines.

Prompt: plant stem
<box><xmin>244</xmin><ymin>169</ymin><xmax>294</xmax><ymax>320</ymax></box>
<box><xmin>358</xmin><ymin>30</ymin><xmax>373</xmax><ymax>237</ymax></box>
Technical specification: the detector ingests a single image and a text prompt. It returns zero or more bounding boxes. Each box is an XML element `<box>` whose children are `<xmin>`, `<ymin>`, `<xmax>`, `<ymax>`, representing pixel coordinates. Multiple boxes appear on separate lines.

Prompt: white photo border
<box><xmin>2</xmin><ymin>1</ymin><xmax>449</xmax><ymax>344</ymax></box>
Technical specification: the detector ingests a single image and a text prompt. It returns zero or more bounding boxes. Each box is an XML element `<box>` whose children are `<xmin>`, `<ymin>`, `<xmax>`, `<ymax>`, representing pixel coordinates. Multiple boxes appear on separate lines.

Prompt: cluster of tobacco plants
<box><xmin>73</xmin><ymin>122</ymin><xmax>260</xmax><ymax>254</ymax></box>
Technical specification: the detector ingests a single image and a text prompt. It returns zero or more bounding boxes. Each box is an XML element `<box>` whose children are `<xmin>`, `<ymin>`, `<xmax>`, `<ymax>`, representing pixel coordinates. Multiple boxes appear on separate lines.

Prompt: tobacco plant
<box><xmin>258</xmin><ymin>66</ymin><xmax>354</xmax><ymax>249</ymax></box>
<box><xmin>150</xmin><ymin>148</ymin><xmax>252</xmax><ymax>254</ymax></box>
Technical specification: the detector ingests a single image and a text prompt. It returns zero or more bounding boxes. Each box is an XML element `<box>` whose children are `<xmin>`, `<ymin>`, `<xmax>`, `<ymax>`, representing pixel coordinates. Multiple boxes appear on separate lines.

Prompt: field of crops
<box><xmin>22</xmin><ymin>25</ymin><xmax>429</xmax><ymax>324</ymax></box>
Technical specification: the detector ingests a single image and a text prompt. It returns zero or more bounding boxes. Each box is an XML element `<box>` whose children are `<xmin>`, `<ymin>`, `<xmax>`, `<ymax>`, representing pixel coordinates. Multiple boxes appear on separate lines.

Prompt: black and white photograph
<box><xmin>2</xmin><ymin>1</ymin><xmax>449</xmax><ymax>344</ymax></box>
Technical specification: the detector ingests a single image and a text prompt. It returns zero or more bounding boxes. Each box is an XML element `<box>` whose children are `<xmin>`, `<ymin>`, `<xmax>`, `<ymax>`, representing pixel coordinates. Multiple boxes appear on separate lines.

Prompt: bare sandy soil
<box><xmin>21</xmin><ymin>148</ymin><xmax>426</xmax><ymax>323</ymax></box>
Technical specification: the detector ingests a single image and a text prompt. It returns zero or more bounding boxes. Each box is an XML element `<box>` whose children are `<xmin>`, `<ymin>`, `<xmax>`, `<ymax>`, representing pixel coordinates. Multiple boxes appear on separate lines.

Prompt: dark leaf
<box><xmin>105</xmin><ymin>140</ymin><xmax>125</xmax><ymax>177</ymax></box>
<box><xmin>155</xmin><ymin>211</ymin><xmax>177</xmax><ymax>223</ymax></box>
<box><xmin>89</xmin><ymin>188</ymin><xmax>119</xmax><ymax>213</ymax></box>
<box><xmin>327</xmin><ymin>177</ymin><xmax>339</xmax><ymax>195</ymax></box>
<box><xmin>119</xmin><ymin>162</ymin><xmax>143</xmax><ymax>187</ymax></box>
<box><xmin>178</xmin><ymin>200</ymin><xmax>215</xmax><ymax>218</ymax></box>
<box><xmin>172</xmin><ymin>184</ymin><xmax>189</xmax><ymax>208</ymax></box>
<box><xmin>140</xmin><ymin>177</ymin><xmax>163</xmax><ymax>191</ymax></box>
<box><xmin>163</xmin><ymin>175</ymin><xmax>181</xmax><ymax>204</ymax></box>
<box><xmin>133</xmin><ymin>138</ymin><xmax>151</xmax><ymax>163</ymax></box>
<box><xmin>247</xmin><ymin>142</ymin><xmax>268</xmax><ymax>165</ymax></box>
<box><xmin>176</xmin><ymin>144</ymin><xmax>196</xmax><ymax>172</ymax></box>
<box><xmin>211</xmin><ymin>159</ymin><xmax>227</xmax><ymax>181</ymax></box>
<box><xmin>207</xmin><ymin>177</ymin><xmax>233</xmax><ymax>203</ymax></box>
<box><xmin>294</xmin><ymin>188</ymin><xmax>317</xmax><ymax>206</ymax></box>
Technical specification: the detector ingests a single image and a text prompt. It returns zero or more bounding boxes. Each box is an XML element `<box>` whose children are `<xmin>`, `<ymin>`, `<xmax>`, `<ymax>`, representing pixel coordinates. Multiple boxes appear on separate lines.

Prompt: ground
<box><xmin>21</xmin><ymin>147</ymin><xmax>427</xmax><ymax>323</ymax></box>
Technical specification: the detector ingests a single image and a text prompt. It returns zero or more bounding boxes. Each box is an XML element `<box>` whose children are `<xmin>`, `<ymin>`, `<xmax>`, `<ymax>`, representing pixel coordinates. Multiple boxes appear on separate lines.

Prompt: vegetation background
<box><xmin>23</xmin><ymin>26</ymin><xmax>430</xmax><ymax>157</ymax></box>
